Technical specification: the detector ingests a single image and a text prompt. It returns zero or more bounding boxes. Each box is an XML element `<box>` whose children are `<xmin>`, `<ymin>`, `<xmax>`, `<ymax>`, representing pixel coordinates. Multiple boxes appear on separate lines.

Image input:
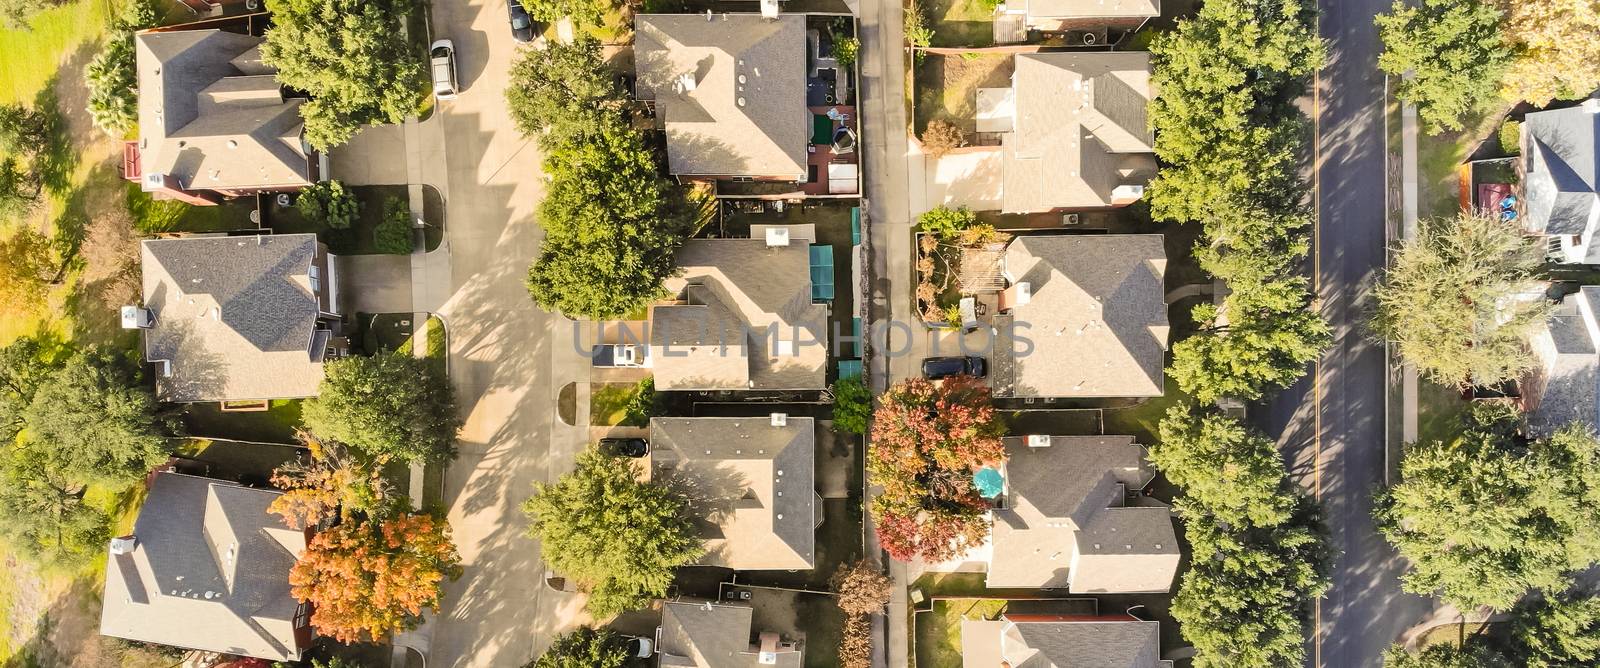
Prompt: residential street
<box><xmin>419</xmin><ymin>1</ymin><xmax>589</xmax><ymax>665</ymax></box>
<box><xmin>1258</xmin><ymin>0</ymin><xmax>1433</xmax><ymax>665</ymax></box>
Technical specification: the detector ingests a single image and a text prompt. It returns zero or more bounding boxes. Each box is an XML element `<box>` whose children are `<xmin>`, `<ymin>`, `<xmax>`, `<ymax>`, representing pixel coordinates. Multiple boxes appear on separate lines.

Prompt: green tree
<box><xmin>0</xmin><ymin>336</ymin><xmax>56</xmax><ymax>442</ymax></box>
<box><xmin>1377</xmin><ymin>403</ymin><xmax>1600</xmax><ymax>611</ymax></box>
<box><xmin>834</xmin><ymin>36</ymin><xmax>860</xmax><ymax>68</ymax></box>
<box><xmin>1153</xmin><ymin>406</ymin><xmax>1295</xmax><ymax>528</ymax></box>
<box><xmin>0</xmin><ymin>449</ymin><xmax>109</xmax><ymax>565</ymax></box>
<box><xmin>302</xmin><ymin>353</ymin><xmax>460</xmax><ymax>463</ymax></box>
<box><xmin>1512</xmin><ymin>593</ymin><xmax>1600</xmax><ymax>667</ymax></box>
<box><xmin>620</xmin><ymin>376</ymin><xmax>658</xmax><ymax>428</ymax></box>
<box><xmin>0</xmin><ymin>155</ymin><xmax>41</xmax><ymax>220</ymax></box>
<box><xmin>1174</xmin><ymin>500</ymin><xmax>1331</xmax><ymax>668</ymax></box>
<box><xmin>374</xmin><ymin>197</ymin><xmax>415</xmax><ymax>254</ymax></box>
<box><xmin>523</xmin><ymin>448</ymin><xmax>704</xmax><ymax>617</ymax></box>
<box><xmin>831</xmin><ymin>374</ymin><xmax>870</xmax><ymax>435</ymax></box>
<box><xmin>296</xmin><ymin>180</ymin><xmax>361</xmax><ymax>229</ymax></box>
<box><xmin>1372</xmin><ymin>212</ymin><xmax>1550</xmax><ymax>389</ymax></box>
<box><xmin>523</xmin><ymin>0</ymin><xmax>600</xmax><ymax>27</ymax></box>
<box><xmin>0</xmin><ymin>225</ymin><xmax>62</xmax><ymax>318</ymax></box>
<box><xmin>505</xmin><ymin>37</ymin><xmax>623</xmax><ymax>141</ymax></box>
<box><xmin>0</xmin><ymin>103</ymin><xmax>50</xmax><ymax>157</ymax></box>
<box><xmin>1382</xmin><ymin>642</ymin><xmax>1513</xmax><ymax>668</ymax></box>
<box><xmin>526</xmin><ymin>626</ymin><xmax>629</xmax><ymax>668</ymax></box>
<box><xmin>1376</xmin><ymin>0</ymin><xmax>1509</xmax><ymax>134</ymax></box>
<box><xmin>83</xmin><ymin>0</ymin><xmax>156</xmax><ymax>138</ymax></box>
<box><xmin>0</xmin><ymin>0</ymin><xmax>59</xmax><ymax>29</ymax></box>
<box><xmin>1147</xmin><ymin>0</ymin><xmax>1323</xmax><ymax>221</ymax></box>
<box><xmin>22</xmin><ymin>347</ymin><xmax>173</xmax><ymax>486</ymax></box>
<box><xmin>261</xmin><ymin>0</ymin><xmax>424</xmax><ymax>151</ymax></box>
<box><xmin>1170</xmin><ymin>279</ymin><xmax>1330</xmax><ymax>405</ymax></box>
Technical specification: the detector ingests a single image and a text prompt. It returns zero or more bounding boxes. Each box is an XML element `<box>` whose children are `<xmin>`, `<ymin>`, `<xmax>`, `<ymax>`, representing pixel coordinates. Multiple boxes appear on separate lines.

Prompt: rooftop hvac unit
<box><xmin>766</xmin><ymin>226</ymin><xmax>791</xmax><ymax>247</ymax></box>
<box><xmin>1015</xmin><ymin>281</ymin><xmax>1032</xmax><ymax>306</ymax></box>
<box><xmin>110</xmin><ymin>535</ymin><xmax>138</xmax><ymax>555</ymax></box>
<box><xmin>760</xmin><ymin>0</ymin><xmax>779</xmax><ymax>18</ymax></box>
<box><xmin>1061</xmin><ymin>213</ymin><xmax>1081</xmax><ymax>226</ymax></box>
<box><xmin>770</xmin><ymin>413</ymin><xmax>788</xmax><ymax>427</ymax></box>
<box><xmin>121</xmin><ymin>305</ymin><xmax>155</xmax><ymax>329</ymax></box>
<box><xmin>1027</xmin><ymin>434</ymin><xmax>1052</xmax><ymax>448</ymax></box>
<box><xmin>142</xmin><ymin>172</ymin><xmax>167</xmax><ymax>192</ymax></box>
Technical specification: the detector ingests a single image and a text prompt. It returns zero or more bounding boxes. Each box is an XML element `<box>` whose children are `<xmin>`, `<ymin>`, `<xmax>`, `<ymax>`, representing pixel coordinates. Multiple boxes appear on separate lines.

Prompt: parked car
<box><xmin>507</xmin><ymin>0</ymin><xmax>536</xmax><ymax>42</ymax></box>
<box><xmin>592</xmin><ymin>343</ymin><xmax>650</xmax><ymax>368</ymax></box>
<box><xmin>625</xmin><ymin>636</ymin><xmax>654</xmax><ymax>659</ymax></box>
<box><xmin>599</xmin><ymin>437</ymin><xmax>648</xmax><ymax>458</ymax></box>
<box><xmin>922</xmin><ymin>355</ymin><xmax>987</xmax><ymax>380</ymax></box>
<box><xmin>430</xmin><ymin>39</ymin><xmax>459</xmax><ymax>100</ymax></box>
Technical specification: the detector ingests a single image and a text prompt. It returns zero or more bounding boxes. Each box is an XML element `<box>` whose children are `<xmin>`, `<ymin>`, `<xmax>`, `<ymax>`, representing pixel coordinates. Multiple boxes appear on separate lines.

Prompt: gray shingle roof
<box><xmin>100</xmin><ymin>472</ymin><xmax>306</xmax><ymax>660</ymax></box>
<box><xmin>1005</xmin><ymin>617</ymin><xmax>1168</xmax><ymax>668</ymax></box>
<box><xmin>1523</xmin><ymin>106</ymin><xmax>1600</xmax><ymax>237</ymax></box>
<box><xmin>650</xmin><ymin>417</ymin><xmax>816</xmax><ymax>570</ymax></box>
<box><xmin>1002</xmin><ymin>52</ymin><xmax>1156</xmax><ymax>213</ymax></box>
<box><xmin>1531</xmin><ymin>287</ymin><xmax>1600</xmax><ymax>437</ymax></box>
<box><xmin>652</xmin><ymin>239</ymin><xmax>828</xmax><ymax>391</ymax></box>
<box><xmin>635</xmin><ymin>14</ymin><xmax>808</xmax><ymax>179</ymax></box>
<box><xmin>997</xmin><ymin>234</ymin><xmax>1168</xmax><ymax>398</ymax></box>
<box><xmin>659</xmin><ymin>602</ymin><xmax>804</xmax><ymax>667</ymax></box>
<box><xmin>136</xmin><ymin>29</ymin><xmax>311</xmax><ymax>192</ymax></box>
<box><xmin>140</xmin><ymin>234</ymin><xmax>328</xmax><ymax>402</ymax></box>
<box><xmin>985</xmin><ymin>436</ymin><xmax>1176</xmax><ymax>592</ymax></box>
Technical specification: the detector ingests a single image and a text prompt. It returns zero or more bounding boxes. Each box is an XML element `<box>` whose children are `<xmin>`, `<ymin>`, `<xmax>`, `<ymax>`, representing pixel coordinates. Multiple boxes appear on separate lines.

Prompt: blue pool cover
<box><xmin>974</xmin><ymin>466</ymin><xmax>1004</xmax><ymax>499</ymax></box>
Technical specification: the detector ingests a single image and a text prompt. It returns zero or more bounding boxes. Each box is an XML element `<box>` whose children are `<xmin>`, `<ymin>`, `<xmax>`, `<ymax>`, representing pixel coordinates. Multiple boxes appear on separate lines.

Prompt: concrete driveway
<box><xmin>421</xmin><ymin>0</ymin><xmax>592</xmax><ymax>665</ymax></box>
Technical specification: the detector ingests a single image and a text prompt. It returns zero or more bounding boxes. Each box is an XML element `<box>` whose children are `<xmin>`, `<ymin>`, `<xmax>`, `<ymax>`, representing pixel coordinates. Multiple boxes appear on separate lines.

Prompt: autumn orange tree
<box><xmin>290</xmin><ymin>512</ymin><xmax>462</xmax><ymax>642</ymax></box>
<box><xmin>269</xmin><ymin>430</ymin><xmax>393</xmax><ymax>529</ymax></box>
<box><xmin>867</xmin><ymin>376</ymin><xmax>1005</xmax><ymax>562</ymax></box>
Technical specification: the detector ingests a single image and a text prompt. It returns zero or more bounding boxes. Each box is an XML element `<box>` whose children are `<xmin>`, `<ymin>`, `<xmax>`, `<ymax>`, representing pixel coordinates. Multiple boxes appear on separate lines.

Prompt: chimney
<box><xmin>766</xmin><ymin>226</ymin><xmax>790</xmax><ymax>247</ymax></box>
<box><xmin>770</xmin><ymin>412</ymin><xmax>788</xmax><ymax>427</ymax></box>
<box><xmin>1026</xmin><ymin>434</ymin><xmax>1051</xmax><ymax>448</ymax></box>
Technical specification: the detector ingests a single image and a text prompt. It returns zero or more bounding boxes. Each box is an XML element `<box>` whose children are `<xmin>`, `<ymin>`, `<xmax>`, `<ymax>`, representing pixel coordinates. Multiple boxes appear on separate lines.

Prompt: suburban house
<box><xmin>657</xmin><ymin>601</ymin><xmax>803</xmax><ymax>666</ymax></box>
<box><xmin>649</xmin><ymin>235</ymin><xmax>829</xmax><ymax>391</ymax></box>
<box><xmin>100</xmin><ymin>472</ymin><xmax>310</xmax><ymax>661</ymax></box>
<box><xmin>649</xmin><ymin>416</ymin><xmax>819</xmax><ymax>571</ymax></box>
<box><xmin>634</xmin><ymin>13</ymin><xmax>860</xmax><ymax>195</ymax></box>
<box><xmin>961</xmin><ymin>612</ymin><xmax>1171</xmax><ymax>667</ymax></box>
<box><xmin>130</xmin><ymin>233</ymin><xmax>343</xmax><ymax>404</ymax></box>
<box><xmin>1518</xmin><ymin>102</ymin><xmax>1600</xmax><ymax>264</ymax></box>
<box><xmin>972</xmin><ymin>435</ymin><xmax>1179</xmax><ymax>593</ymax></box>
<box><xmin>961</xmin><ymin>234</ymin><xmax>1168</xmax><ymax>399</ymax></box>
<box><xmin>1527</xmin><ymin>286</ymin><xmax>1600</xmax><ymax>437</ymax></box>
<box><xmin>976</xmin><ymin>52</ymin><xmax>1156</xmax><ymax>214</ymax></box>
<box><xmin>126</xmin><ymin>28</ymin><xmax>317</xmax><ymax>205</ymax></box>
<box><xmin>992</xmin><ymin>0</ymin><xmax>1159</xmax><ymax>43</ymax></box>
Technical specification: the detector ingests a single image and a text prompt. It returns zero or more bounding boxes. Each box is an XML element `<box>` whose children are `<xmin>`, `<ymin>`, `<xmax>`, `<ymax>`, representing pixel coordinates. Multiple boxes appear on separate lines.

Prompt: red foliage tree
<box><xmin>868</xmin><ymin>376</ymin><xmax>1005</xmax><ymax>562</ymax></box>
<box><xmin>289</xmin><ymin>512</ymin><xmax>462</xmax><ymax>643</ymax></box>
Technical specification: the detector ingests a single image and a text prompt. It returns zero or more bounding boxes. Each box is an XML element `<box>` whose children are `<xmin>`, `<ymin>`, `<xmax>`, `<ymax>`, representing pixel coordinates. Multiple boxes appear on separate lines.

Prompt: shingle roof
<box><xmin>100</xmin><ymin>472</ymin><xmax>306</xmax><ymax>661</ymax></box>
<box><xmin>650</xmin><ymin>417</ymin><xmax>816</xmax><ymax>570</ymax></box>
<box><xmin>997</xmin><ymin>234</ymin><xmax>1167</xmax><ymax>398</ymax></box>
<box><xmin>659</xmin><ymin>602</ymin><xmax>803</xmax><ymax>667</ymax></box>
<box><xmin>1002</xmin><ymin>617</ymin><xmax>1170</xmax><ymax>668</ymax></box>
<box><xmin>1523</xmin><ymin>106</ymin><xmax>1600</xmax><ymax>238</ymax></box>
<box><xmin>652</xmin><ymin>239</ymin><xmax>828</xmax><ymax>390</ymax></box>
<box><xmin>1021</xmin><ymin>0</ymin><xmax>1160</xmax><ymax>20</ymax></box>
<box><xmin>135</xmin><ymin>29</ymin><xmax>311</xmax><ymax>192</ymax></box>
<box><xmin>985</xmin><ymin>436</ymin><xmax>1176</xmax><ymax>592</ymax></box>
<box><xmin>1002</xmin><ymin>52</ymin><xmax>1156</xmax><ymax>213</ymax></box>
<box><xmin>635</xmin><ymin>14</ymin><xmax>808</xmax><ymax>179</ymax></box>
<box><xmin>1531</xmin><ymin>286</ymin><xmax>1600</xmax><ymax>437</ymax></box>
<box><xmin>140</xmin><ymin>234</ymin><xmax>328</xmax><ymax>402</ymax></box>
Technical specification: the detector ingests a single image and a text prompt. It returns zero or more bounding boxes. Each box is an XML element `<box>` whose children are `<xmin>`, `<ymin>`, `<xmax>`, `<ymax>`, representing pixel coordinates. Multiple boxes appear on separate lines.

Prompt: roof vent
<box><xmin>737</xmin><ymin>97</ymin><xmax>747</xmax><ymax>107</ymax></box>
<box><xmin>766</xmin><ymin>226</ymin><xmax>790</xmax><ymax>247</ymax></box>
<box><xmin>109</xmin><ymin>535</ymin><xmax>137</xmax><ymax>555</ymax></box>
<box><xmin>771</xmin><ymin>412</ymin><xmax>788</xmax><ymax>427</ymax></box>
<box><xmin>705</xmin><ymin>8</ymin><xmax>712</xmax><ymax>20</ymax></box>
<box><xmin>1026</xmin><ymin>434</ymin><xmax>1051</xmax><ymax>448</ymax></box>
<box><xmin>226</xmin><ymin>139</ymin><xmax>238</xmax><ymax>149</ymax></box>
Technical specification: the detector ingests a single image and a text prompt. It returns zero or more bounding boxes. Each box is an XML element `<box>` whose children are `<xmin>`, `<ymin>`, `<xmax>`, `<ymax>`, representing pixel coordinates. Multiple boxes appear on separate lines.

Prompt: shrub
<box><xmin>916</xmin><ymin>205</ymin><xmax>976</xmax><ymax>241</ymax></box>
<box><xmin>374</xmin><ymin>197</ymin><xmax>415</xmax><ymax>255</ymax></box>
<box><xmin>831</xmin><ymin>374</ymin><xmax>871</xmax><ymax>435</ymax></box>
<box><xmin>921</xmin><ymin>120</ymin><xmax>966</xmax><ymax>158</ymax></box>
<box><xmin>620</xmin><ymin>376</ymin><xmax>658</xmax><ymax>427</ymax></box>
<box><xmin>296</xmin><ymin>180</ymin><xmax>361</xmax><ymax>229</ymax></box>
<box><xmin>85</xmin><ymin>36</ymin><xmax>138</xmax><ymax>137</ymax></box>
<box><xmin>904</xmin><ymin>1</ymin><xmax>933</xmax><ymax>56</ymax></box>
<box><xmin>1499</xmin><ymin>120</ymin><xmax>1522</xmax><ymax>156</ymax></box>
<box><xmin>835</xmin><ymin>36</ymin><xmax>860</xmax><ymax>68</ymax></box>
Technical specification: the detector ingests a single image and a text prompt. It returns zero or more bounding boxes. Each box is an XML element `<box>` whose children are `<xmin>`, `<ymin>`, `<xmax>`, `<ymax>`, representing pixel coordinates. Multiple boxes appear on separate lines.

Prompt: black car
<box><xmin>599</xmin><ymin>437</ymin><xmax>649</xmax><ymax>458</ymax></box>
<box><xmin>922</xmin><ymin>355</ymin><xmax>987</xmax><ymax>380</ymax></box>
<box><xmin>507</xmin><ymin>0</ymin><xmax>536</xmax><ymax>42</ymax></box>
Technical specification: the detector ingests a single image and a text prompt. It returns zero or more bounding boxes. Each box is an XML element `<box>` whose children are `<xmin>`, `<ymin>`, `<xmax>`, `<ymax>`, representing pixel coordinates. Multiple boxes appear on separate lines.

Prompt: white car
<box><xmin>430</xmin><ymin>39</ymin><xmax>459</xmax><ymax>101</ymax></box>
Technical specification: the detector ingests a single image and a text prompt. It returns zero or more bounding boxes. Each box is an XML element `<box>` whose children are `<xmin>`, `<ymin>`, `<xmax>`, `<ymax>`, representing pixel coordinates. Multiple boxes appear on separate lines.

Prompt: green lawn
<box><xmin>590</xmin><ymin>382</ymin><xmax>642</xmax><ymax>427</ymax></box>
<box><xmin>1103</xmin><ymin>374</ymin><xmax>1193</xmax><ymax>445</ymax></box>
<box><xmin>914</xmin><ymin>599</ymin><xmax>1007</xmax><ymax>668</ymax></box>
<box><xmin>797</xmin><ymin>594</ymin><xmax>849</xmax><ymax>668</ymax></box>
<box><xmin>1414</xmin><ymin>378</ymin><xmax>1468</xmax><ymax>446</ymax></box>
<box><xmin>183</xmin><ymin>400</ymin><xmax>306</xmax><ymax>445</ymax></box>
<box><xmin>126</xmin><ymin>183</ymin><xmax>261</xmax><ymax>234</ymax></box>
<box><xmin>922</xmin><ymin>0</ymin><xmax>994</xmax><ymax>47</ymax></box>
<box><xmin>176</xmin><ymin>438</ymin><xmax>304</xmax><ymax>480</ymax></box>
<box><xmin>0</xmin><ymin>0</ymin><xmax>114</xmax><ymax>105</ymax></box>
<box><xmin>912</xmin><ymin>53</ymin><xmax>1011</xmax><ymax>138</ymax></box>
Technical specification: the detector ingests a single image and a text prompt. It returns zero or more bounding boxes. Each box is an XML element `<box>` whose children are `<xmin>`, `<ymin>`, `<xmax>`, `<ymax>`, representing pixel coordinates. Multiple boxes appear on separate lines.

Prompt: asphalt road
<box><xmin>1256</xmin><ymin>1</ymin><xmax>1433</xmax><ymax>666</ymax></box>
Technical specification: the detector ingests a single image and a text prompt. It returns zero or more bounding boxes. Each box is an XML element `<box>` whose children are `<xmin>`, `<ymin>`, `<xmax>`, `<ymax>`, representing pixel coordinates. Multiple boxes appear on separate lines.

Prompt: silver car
<box><xmin>430</xmin><ymin>39</ymin><xmax>458</xmax><ymax>101</ymax></box>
